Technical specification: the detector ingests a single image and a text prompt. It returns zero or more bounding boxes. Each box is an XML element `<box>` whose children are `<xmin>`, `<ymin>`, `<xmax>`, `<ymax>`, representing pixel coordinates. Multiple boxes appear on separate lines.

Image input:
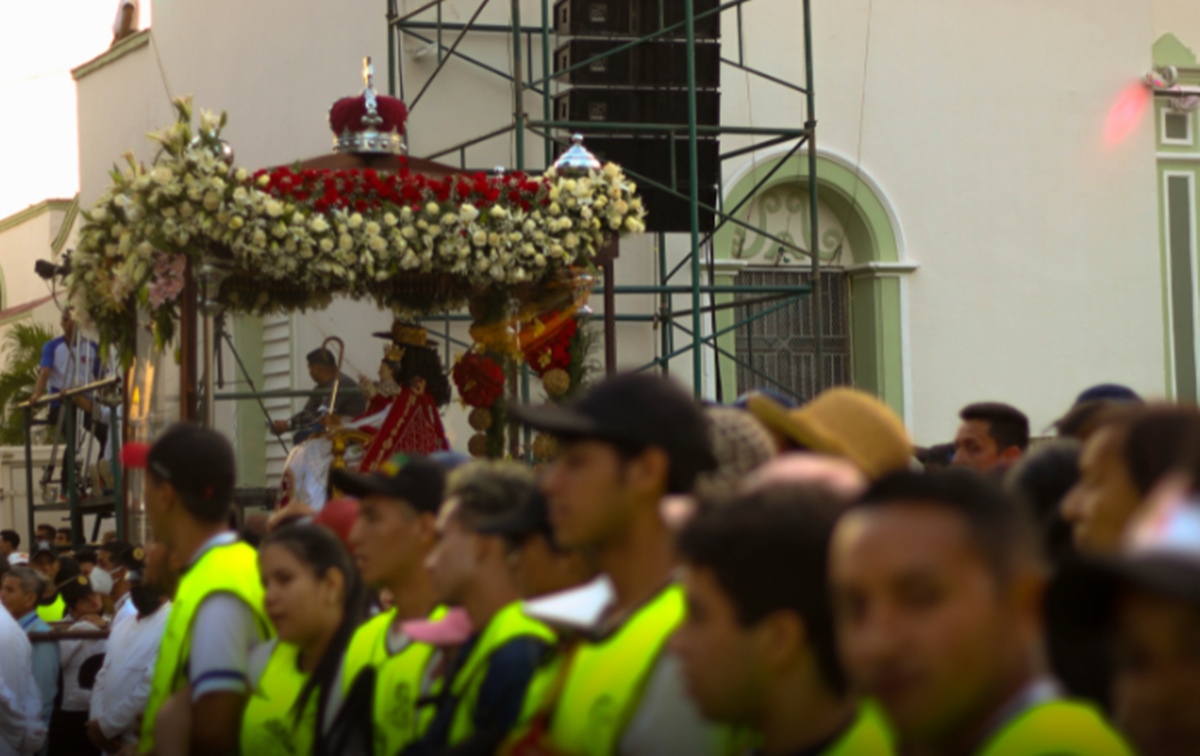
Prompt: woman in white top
<box><xmin>47</xmin><ymin>576</ymin><xmax>107</xmax><ymax>756</ymax></box>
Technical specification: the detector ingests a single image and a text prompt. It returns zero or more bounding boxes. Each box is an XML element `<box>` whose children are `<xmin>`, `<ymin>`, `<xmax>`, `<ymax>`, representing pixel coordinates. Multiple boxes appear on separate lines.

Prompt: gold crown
<box><xmin>384</xmin><ymin>344</ymin><xmax>406</xmax><ymax>362</ymax></box>
<box><xmin>390</xmin><ymin>322</ymin><xmax>428</xmax><ymax>347</ymax></box>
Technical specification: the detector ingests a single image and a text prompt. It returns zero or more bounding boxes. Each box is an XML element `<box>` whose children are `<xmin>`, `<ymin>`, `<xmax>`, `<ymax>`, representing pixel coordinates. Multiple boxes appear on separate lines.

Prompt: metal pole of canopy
<box><xmin>804</xmin><ymin>0</ymin><xmax>822</xmax><ymax>396</ymax></box>
<box><xmin>685</xmin><ymin>0</ymin><xmax>704</xmax><ymax>395</ymax></box>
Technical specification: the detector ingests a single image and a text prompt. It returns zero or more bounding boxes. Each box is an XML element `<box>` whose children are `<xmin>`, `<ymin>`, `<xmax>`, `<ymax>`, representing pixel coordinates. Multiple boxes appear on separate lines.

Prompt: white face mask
<box><xmin>90</xmin><ymin>567</ymin><xmax>114</xmax><ymax>596</ymax></box>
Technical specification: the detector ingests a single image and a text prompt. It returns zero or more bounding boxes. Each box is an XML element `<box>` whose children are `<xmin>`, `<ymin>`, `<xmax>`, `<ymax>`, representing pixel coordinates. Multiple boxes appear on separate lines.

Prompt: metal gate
<box><xmin>734</xmin><ymin>269</ymin><xmax>851</xmax><ymax>402</ymax></box>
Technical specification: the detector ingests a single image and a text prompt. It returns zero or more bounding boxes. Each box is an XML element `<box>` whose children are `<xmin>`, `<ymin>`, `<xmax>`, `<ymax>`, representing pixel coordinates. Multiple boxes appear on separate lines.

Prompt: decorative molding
<box><xmin>50</xmin><ymin>195</ymin><xmax>80</xmax><ymax>256</ymax></box>
<box><xmin>71</xmin><ymin>29</ymin><xmax>150</xmax><ymax>81</ymax></box>
<box><xmin>0</xmin><ymin>199</ymin><xmax>75</xmax><ymax>235</ymax></box>
<box><xmin>846</xmin><ymin>261</ymin><xmax>920</xmax><ymax>276</ymax></box>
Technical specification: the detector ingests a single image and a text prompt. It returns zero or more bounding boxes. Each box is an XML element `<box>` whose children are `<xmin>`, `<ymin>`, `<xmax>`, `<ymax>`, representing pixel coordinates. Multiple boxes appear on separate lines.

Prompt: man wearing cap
<box><xmin>132</xmin><ymin>424</ymin><xmax>271</xmax><ymax>755</ymax></box>
<box><xmin>271</xmin><ymin>347</ymin><xmax>367</xmax><ymax>442</ymax></box>
<box><xmin>482</xmin><ymin>486</ymin><xmax>596</xmax><ymax>601</ymax></box>
<box><xmin>88</xmin><ymin>541</ymin><xmax>173</xmax><ymax>753</ymax></box>
<box><xmin>745</xmin><ymin>388</ymin><xmax>913</xmax><ymax>481</ymax></box>
<box><xmin>831</xmin><ymin>470</ymin><xmax>1130</xmax><ymax>755</ymax></box>
<box><xmin>412</xmin><ymin>464</ymin><xmax>556</xmax><ymax>753</ymax></box>
<box><xmin>0</xmin><ymin>566</ymin><xmax>60</xmax><ymax>738</ymax></box>
<box><xmin>509</xmin><ymin>372</ymin><xmax>725</xmax><ymax>755</ymax></box>
<box><xmin>1048</xmin><ymin>481</ymin><xmax>1200</xmax><ymax>754</ymax></box>
<box><xmin>327</xmin><ymin>455</ymin><xmax>446</xmax><ymax>755</ymax></box>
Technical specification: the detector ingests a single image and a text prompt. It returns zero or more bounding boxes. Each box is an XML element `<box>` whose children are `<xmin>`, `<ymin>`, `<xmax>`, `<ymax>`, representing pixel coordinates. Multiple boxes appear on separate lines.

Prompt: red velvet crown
<box><xmin>329</xmin><ymin>58</ymin><xmax>408</xmax><ymax>156</ymax></box>
<box><xmin>329</xmin><ymin>95</ymin><xmax>408</xmax><ymax>137</ymax></box>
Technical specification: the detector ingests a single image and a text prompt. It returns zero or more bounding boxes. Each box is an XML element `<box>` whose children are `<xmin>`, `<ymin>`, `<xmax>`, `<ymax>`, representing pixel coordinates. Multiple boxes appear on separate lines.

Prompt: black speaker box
<box><xmin>553</xmin><ymin>39</ymin><xmax>720</xmax><ymax>88</ymax></box>
<box><xmin>554</xmin><ymin>88</ymin><xmax>720</xmax><ymax>126</ymax></box>
<box><xmin>554</xmin><ymin>0</ymin><xmax>720</xmax><ymax>39</ymax></box>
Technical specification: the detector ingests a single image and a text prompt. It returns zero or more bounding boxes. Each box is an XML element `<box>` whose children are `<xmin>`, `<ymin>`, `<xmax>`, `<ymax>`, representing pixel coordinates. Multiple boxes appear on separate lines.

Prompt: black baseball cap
<box><xmin>510</xmin><ymin>372</ymin><xmax>717</xmax><ymax>492</ymax></box>
<box><xmin>474</xmin><ymin>489</ymin><xmax>554</xmax><ymax>542</ymax></box>
<box><xmin>127</xmin><ymin>424</ymin><xmax>236</xmax><ymax>503</ymax></box>
<box><xmin>331</xmin><ymin>454</ymin><xmax>446</xmax><ymax>514</ymax></box>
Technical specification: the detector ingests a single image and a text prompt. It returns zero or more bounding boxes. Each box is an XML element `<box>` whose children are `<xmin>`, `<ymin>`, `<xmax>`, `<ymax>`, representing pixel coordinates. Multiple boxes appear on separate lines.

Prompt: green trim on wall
<box><xmin>71</xmin><ymin>29</ymin><xmax>150</xmax><ymax>81</ymax></box>
<box><xmin>50</xmin><ymin>196</ymin><xmax>80</xmax><ymax>256</ymax></box>
<box><xmin>713</xmin><ymin>152</ymin><xmax>906</xmax><ymax>416</ymax></box>
<box><xmin>1153</xmin><ymin>34</ymin><xmax>1198</xmax><ymax>68</ymax></box>
<box><xmin>234</xmin><ymin>315</ymin><xmax>268</xmax><ymax>487</ymax></box>
<box><xmin>0</xmin><ymin>199</ymin><xmax>74</xmax><ymax>234</ymax></box>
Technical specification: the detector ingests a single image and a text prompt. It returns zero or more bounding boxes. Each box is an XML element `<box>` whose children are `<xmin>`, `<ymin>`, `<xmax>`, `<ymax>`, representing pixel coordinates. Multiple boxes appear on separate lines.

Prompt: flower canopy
<box><xmin>68</xmin><ymin>98</ymin><xmax>647</xmax><ymax>363</ymax></box>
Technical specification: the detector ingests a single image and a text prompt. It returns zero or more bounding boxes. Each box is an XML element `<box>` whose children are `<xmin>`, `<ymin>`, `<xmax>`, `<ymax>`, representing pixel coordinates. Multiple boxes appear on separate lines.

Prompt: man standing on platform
<box><xmin>272</xmin><ymin>347</ymin><xmax>366</xmax><ymax>443</ymax></box>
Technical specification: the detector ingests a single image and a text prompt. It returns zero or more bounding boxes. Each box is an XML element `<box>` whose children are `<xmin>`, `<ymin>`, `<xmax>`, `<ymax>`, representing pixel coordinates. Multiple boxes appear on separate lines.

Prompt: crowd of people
<box><xmin>1</xmin><ymin>371</ymin><xmax>1197</xmax><ymax>755</ymax></box>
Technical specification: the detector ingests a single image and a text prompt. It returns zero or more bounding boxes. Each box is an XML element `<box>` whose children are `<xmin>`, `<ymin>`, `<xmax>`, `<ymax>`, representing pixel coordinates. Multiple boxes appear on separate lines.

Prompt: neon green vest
<box><xmin>443</xmin><ymin>602</ymin><xmax>556</xmax><ymax>745</ymax></box>
<box><xmin>822</xmin><ymin>702</ymin><xmax>894</xmax><ymax>756</ymax></box>
<box><xmin>37</xmin><ymin>593</ymin><xmax>65</xmax><ymax>623</ymax></box>
<box><xmin>978</xmin><ymin>699</ymin><xmax>1132</xmax><ymax>756</ymax></box>
<box><xmin>342</xmin><ymin>606</ymin><xmax>446</xmax><ymax>756</ymax></box>
<box><xmin>139</xmin><ymin>540</ymin><xmax>269</xmax><ymax>754</ymax></box>
<box><xmin>545</xmin><ymin>584</ymin><xmax>686</xmax><ymax>756</ymax></box>
<box><xmin>239</xmin><ymin>641</ymin><xmax>316</xmax><ymax>756</ymax></box>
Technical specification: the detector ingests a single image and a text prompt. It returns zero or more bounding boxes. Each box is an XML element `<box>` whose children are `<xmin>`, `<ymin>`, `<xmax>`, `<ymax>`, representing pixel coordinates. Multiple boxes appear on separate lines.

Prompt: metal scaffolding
<box><xmin>387</xmin><ymin>0</ymin><xmax>823</xmax><ymax>402</ymax></box>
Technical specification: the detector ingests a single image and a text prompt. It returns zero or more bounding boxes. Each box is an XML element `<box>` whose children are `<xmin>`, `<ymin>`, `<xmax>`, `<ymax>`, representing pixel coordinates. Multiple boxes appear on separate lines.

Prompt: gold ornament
<box><xmin>468</xmin><ymin>433</ymin><xmax>491</xmax><ymax>458</ymax></box>
<box><xmin>532</xmin><ymin>432</ymin><xmax>559</xmax><ymax>461</ymax></box>
<box><xmin>542</xmin><ymin>368</ymin><xmax>570</xmax><ymax>397</ymax></box>
<box><xmin>468</xmin><ymin>407</ymin><xmax>494</xmax><ymax>431</ymax></box>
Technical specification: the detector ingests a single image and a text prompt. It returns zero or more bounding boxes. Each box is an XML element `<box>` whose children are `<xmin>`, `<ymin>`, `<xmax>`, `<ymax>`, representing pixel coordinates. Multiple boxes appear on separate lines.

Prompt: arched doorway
<box><xmin>712</xmin><ymin>150</ymin><xmax>913</xmax><ymax>418</ymax></box>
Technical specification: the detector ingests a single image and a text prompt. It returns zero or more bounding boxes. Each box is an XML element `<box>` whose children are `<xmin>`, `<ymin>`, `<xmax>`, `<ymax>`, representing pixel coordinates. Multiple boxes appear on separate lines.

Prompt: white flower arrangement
<box><xmin>68</xmin><ymin>97</ymin><xmax>646</xmax><ymax>362</ymax></box>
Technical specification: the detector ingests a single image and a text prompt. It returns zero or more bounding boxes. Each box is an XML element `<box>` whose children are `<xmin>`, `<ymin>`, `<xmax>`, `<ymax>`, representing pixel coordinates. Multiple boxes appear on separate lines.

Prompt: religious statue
<box><xmin>276</xmin><ymin>322</ymin><xmax>450</xmax><ymax>513</ymax></box>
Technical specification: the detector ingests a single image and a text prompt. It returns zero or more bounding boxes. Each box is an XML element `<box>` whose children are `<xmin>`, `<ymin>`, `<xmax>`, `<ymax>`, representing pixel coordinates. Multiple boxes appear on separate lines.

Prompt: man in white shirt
<box><xmin>88</xmin><ymin>542</ymin><xmax>172</xmax><ymax>754</ymax></box>
<box><xmin>0</xmin><ymin>599</ymin><xmax>44</xmax><ymax>756</ymax></box>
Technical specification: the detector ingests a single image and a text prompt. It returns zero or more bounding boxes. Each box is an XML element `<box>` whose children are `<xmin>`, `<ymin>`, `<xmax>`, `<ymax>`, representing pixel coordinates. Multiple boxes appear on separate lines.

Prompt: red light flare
<box><xmin>1104</xmin><ymin>82</ymin><xmax>1151</xmax><ymax>149</ymax></box>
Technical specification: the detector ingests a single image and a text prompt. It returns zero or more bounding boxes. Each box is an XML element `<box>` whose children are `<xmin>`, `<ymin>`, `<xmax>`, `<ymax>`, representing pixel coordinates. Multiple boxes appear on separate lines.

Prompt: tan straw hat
<box><xmin>745</xmin><ymin>387</ymin><xmax>912</xmax><ymax>480</ymax></box>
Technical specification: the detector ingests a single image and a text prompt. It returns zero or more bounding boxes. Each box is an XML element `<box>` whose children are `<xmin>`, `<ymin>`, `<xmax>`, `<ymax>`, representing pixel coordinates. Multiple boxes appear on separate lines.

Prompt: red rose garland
<box><xmin>452</xmin><ymin>352</ymin><xmax>506</xmax><ymax>409</ymax></box>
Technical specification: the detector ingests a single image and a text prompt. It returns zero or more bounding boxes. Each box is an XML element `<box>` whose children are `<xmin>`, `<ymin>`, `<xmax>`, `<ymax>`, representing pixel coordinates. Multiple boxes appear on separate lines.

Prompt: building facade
<box><xmin>45</xmin><ymin>0</ymin><xmax>1200</xmax><ymax>485</ymax></box>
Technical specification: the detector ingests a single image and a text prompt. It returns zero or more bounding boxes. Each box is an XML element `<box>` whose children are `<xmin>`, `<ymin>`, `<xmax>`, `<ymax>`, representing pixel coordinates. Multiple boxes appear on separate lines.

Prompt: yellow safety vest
<box><xmin>821</xmin><ymin>702</ymin><xmax>894</xmax><ymax>756</ymax></box>
<box><xmin>544</xmin><ymin>584</ymin><xmax>686</xmax><ymax>756</ymax></box>
<box><xmin>978</xmin><ymin>698</ymin><xmax>1132</xmax><ymax>756</ymax></box>
<box><xmin>443</xmin><ymin>602</ymin><xmax>556</xmax><ymax>745</ymax></box>
<box><xmin>36</xmin><ymin>593</ymin><xmax>65</xmax><ymax>623</ymax></box>
<box><xmin>139</xmin><ymin>540</ymin><xmax>269</xmax><ymax>754</ymax></box>
<box><xmin>239</xmin><ymin>641</ymin><xmax>316</xmax><ymax>756</ymax></box>
<box><xmin>341</xmin><ymin>606</ymin><xmax>446</xmax><ymax>756</ymax></box>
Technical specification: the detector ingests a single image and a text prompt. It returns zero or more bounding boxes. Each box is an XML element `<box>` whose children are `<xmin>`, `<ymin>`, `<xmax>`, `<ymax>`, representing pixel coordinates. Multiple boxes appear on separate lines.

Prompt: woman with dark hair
<box><xmin>356</xmin><ymin>325</ymin><xmax>451</xmax><ymax>470</ymax></box>
<box><xmin>240</xmin><ymin>523</ymin><xmax>367</xmax><ymax>756</ymax></box>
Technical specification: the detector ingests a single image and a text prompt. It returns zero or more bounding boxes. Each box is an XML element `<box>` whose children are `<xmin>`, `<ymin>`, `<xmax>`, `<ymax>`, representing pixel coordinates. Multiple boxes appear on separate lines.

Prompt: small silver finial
<box><xmin>552</xmin><ymin>134</ymin><xmax>601</xmax><ymax>175</ymax></box>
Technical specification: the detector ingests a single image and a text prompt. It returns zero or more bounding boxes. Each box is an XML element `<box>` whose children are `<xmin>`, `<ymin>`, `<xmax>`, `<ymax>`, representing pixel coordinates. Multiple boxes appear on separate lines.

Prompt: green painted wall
<box><xmin>233</xmin><ymin>315</ymin><xmax>267</xmax><ymax>487</ymax></box>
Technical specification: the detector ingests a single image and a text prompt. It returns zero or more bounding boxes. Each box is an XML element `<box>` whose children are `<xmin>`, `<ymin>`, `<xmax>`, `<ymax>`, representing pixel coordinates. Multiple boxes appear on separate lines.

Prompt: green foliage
<box><xmin>0</xmin><ymin>322</ymin><xmax>55</xmax><ymax>445</ymax></box>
